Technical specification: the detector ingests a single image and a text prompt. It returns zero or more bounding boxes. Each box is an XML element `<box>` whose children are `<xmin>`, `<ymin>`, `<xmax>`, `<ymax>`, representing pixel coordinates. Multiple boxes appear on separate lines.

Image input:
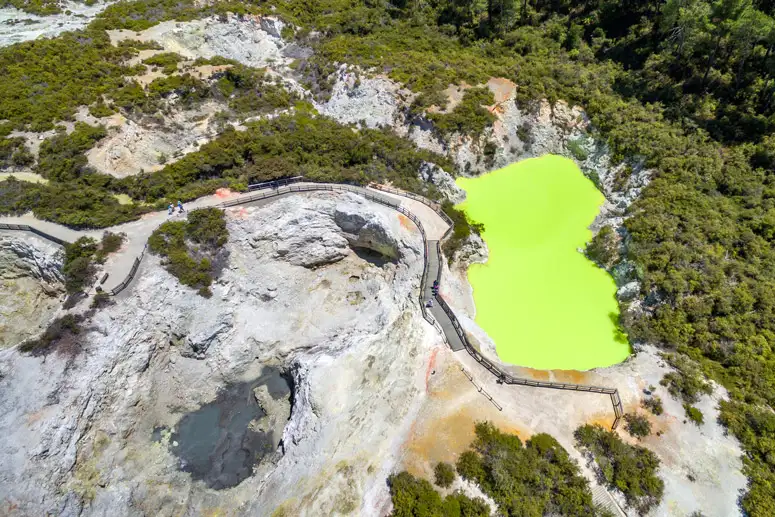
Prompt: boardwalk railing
<box><xmin>0</xmin><ymin>222</ymin><xmax>70</xmax><ymax>246</ymax></box>
<box><xmin>219</xmin><ymin>182</ymin><xmax>442</xmax><ymax>327</ymax></box>
<box><xmin>369</xmin><ymin>183</ymin><xmax>454</xmax><ymax>239</ymax></box>
<box><xmin>248</xmin><ymin>176</ymin><xmax>304</xmax><ymax>191</ymax></box>
<box><xmin>108</xmin><ymin>245</ymin><xmax>146</xmax><ymax>296</ymax></box>
<box><xmin>372</xmin><ymin>185</ymin><xmax>625</xmax><ymax>430</ymax></box>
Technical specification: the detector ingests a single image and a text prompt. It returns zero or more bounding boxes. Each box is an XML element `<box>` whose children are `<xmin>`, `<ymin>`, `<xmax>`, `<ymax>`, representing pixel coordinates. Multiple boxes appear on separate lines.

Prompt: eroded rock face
<box><xmin>86</xmin><ymin>103</ymin><xmax>225</xmax><ymax>178</ymax></box>
<box><xmin>0</xmin><ymin>1</ymin><xmax>116</xmax><ymax>48</ymax></box>
<box><xmin>108</xmin><ymin>14</ymin><xmax>302</xmax><ymax>70</ymax></box>
<box><xmin>419</xmin><ymin>161</ymin><xmax>466</xmax><ymax>204</ymax></box>
<box><xmin>318</xmin><ymin>65</ymin><xmax>408</xmax><ymax>129</ymax></box>
<box><xmin>0</xmin><ymin>192</ymin><xmax>435</xmax><ymax>516</ymax></box>
<box><xmin>0</xmin><ymin>232</ymin><xmax>65</xmax><ymax>348</ymax></box>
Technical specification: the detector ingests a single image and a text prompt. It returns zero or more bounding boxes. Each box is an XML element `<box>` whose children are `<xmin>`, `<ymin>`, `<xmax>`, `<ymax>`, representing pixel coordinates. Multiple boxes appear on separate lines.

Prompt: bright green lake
<box><xmin>456</xmin><ymin>155</ymin><xmax>630</xmax><ymax>371</ymax></box>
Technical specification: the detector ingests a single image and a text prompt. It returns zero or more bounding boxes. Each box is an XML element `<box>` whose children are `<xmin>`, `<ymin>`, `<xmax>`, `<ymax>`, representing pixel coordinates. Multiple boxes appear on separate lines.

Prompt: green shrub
<box><xmin>98</xmin><ymin>231</ymin><xmax>125</xmax><ymax>257</ymax></box>
<box><xmin>567</xmin><ymin>138</ymin><xmax>588</xmax><ymax>161</ymax></box>
<box><xmin>456</xmin><ymin>422</ymin><xmax>597</xmax><ymax>515</ymax></box>
<box><xmin>642</xmin><ymin>396</ymin><xmax>664</xmax><ymax>416</ymax></box>
<box><xmin>660</xmin><ymin>355</ymin><xmax>712</xmax><ymax>405</ymax></box>
<box><xmin>684</xmin><ymin>405</ymin><xmax>705</xmax><ymax>426</ymax></box>
<box><xmin>63</xmin><ymin>237</ymin><xmax>98</xmax><ymax>294</ymax></box>
<box><xmin>433</xmin><ymin>462</ymin><xmax>455</xmax><ymax>488</ymax></box>
<box><xmin>90</xmin><ymin>292</ymin><xmax>113</xmax><ymax>309</ymax></box>
<box><xmin>428</xmin><ymin>87</ymin><xmax>496</xmax><ymax>138</ymax></box>
<box><xmin>574</xmin><ymin>424</ymin><xmax>664</xmax><ymax>514</ymax></box>
<box><xmin>19</xmin><ymin>314</ymin><xmax>84</xmax><ymax>356</ymax></box>
<box><xmin>142</xmin><ymin>52</ymin><xmax>184</xmax><ymax>74</ymax></box>
<box><xmin>624</xmin><ymin>413</ymin><xmax>652</xmax><ymax>439</ymax></box>
<box><xmin>441</xmin><ymin>201</ymin><xmax>484</xmax><ymax>257</ymax></box>
<box><xmin>148</xmin><ymin>208</ymin><xmax>228</xmax><ymax>296</ymax></box>
<box><xmin>386</xmin><ymin>471</ymin><xmax>489</xmax><ymax>517</ymax></box>
<box><xmin>586</xmin><ymin>226</ymin><xmax>618</xmax><ymax>269</ymax></box>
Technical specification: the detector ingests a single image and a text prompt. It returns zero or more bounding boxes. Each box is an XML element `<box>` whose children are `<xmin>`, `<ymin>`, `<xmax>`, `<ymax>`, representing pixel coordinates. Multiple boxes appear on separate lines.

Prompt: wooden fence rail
<box><xmin>0</xmin><ymin>223</ymin><xmax>70</xmax><ymax>246</ymax></box>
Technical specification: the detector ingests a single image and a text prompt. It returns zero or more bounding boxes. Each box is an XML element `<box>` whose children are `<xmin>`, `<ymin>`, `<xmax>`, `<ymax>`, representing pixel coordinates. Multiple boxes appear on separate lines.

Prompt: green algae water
<box><xmin>456</xmin><ymin>155</ymin><xmax>630</xmax><ymax>371</ymax></box>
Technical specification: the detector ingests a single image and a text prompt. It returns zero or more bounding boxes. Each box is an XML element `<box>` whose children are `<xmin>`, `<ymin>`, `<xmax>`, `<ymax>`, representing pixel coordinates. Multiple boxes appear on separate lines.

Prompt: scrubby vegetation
<box><xmin>624</xmin><ymin>413</ymin><xmax>652</xmax><ymax>440</ymax></box>
<box><xmin>0</xmin><ymin>30</ymin><xmax>135</xmax><ymax>131</ymax></box>
<box><xmin>62</xmin><ymin>232</ymin><xmax>126</xmax><ymax>294</ymax></box>
<box><xmin>63</xmin><ymin>237</ymin><xmax>98</xmax><ymax>294</ymax></box>
<box><xmin>684</xmin><ymin>404</ymin><xmax>705</xmax><ymax>426</ymax></box>
<box><xmin>456</xmin><ymin>422</ymin><xmax>602</xmax><ymax>516</ymax></box>
<box><xmin>122</xmin><ymin>110</ymin><xmax>452</xmax><ymax>204</ymax></box>
<box><xmin>642</xmin><ymin>396</ymin><xmax>664</xmax><ymax>417</ymax></box>
<box><xmin>389</xmin><ymin>422</ymin><xmax>609</xmax><ymax>516</ymax></box>
<box><xmin>18</xmin><ymin>314</ymin><xmax>85</xmax><ymax>356</ymax></box>
<box><xmin>433</xmin><ymin>462</ymin><xmax>455</xmax><ymax>488</ymax></box>
<box><xmin>142</xmin><ymin>52</ymin><xmax>184</xmax><ymax>74</ymax></box>
<box><xmin>575</xmin><ymin>424</ymin><xmax>664</xmax><ymax>514</ymax></box>
<box><xmin>0</xmin><ymin>137</ymin><xmax>33</xmax><ymax>168</ymax></box>
<box><xmin>148</xmin><ymin>207</ymin><xmax>227</xmax><ymax>296</ymax></box>
<box><xmin>428</xmin><ymin>86</ymin><xmax>496</xmax><ymax>138</ymax></box>
<box><xmin>660</xmin><ymin>354</ymin><xmax>713</xmax><ymax>405</ymax></box>
<box><xmin>37</xmin><ymin>123</ymin><xmax>107</xmax><ymax>181</ymax></box>
<box><xmin>442</xmin><ymin>201</ymin><xmax>484</xmax><ymax>257</ymax></box>
<box><xmin>0</xmin><ymin>0</ymin><xmax>84</xmax><ymax>16</ymax></box>
<box><xmin>387</xmin><ymin>471</ymin><xmax>489</xmax><ymax>517</ymax></box>
<box><xmin>586</xmin><ymin>225</ymin><xmax>619</xmax><ymax>269</ymax></box>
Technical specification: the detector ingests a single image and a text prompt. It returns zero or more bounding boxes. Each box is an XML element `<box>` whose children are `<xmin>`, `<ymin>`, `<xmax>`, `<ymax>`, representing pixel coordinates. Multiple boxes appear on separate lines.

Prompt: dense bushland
<box><xmin>120</xmin><ymin>110</ymin><xmax>452</xmax><ymax>204</ymax></box>
<box><xmin>575</xmin><ymin>424</ymin><xmax>664</xmax><ymax>515</ymax></box>
<box><xmin>389</xmin><ymin>422</ymin><xmax>609</xmax><ymax>516</ymax></box>
<box><xmin>456</xmin><ymin>422</ymin><xmax>603</xmax><ymax>516</ymax></box>
<box><xmin>387</xmin><ymin>471</ymin><xmax>489</xmax><ymax>517</ymax></box>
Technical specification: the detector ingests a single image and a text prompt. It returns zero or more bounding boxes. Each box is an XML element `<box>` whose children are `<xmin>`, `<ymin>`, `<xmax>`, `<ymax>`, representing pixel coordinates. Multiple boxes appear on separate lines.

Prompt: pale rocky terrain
<box><xmin>86</xmin><ymin>102</ymin><xmax>225</xmax><ymax>177</ymax></box>
<box><xmin>0</xmin><ymin>232</ymin><xmax>65</xmax><ymax>348</ymax></box>
<box><xmin>107</xmin><ymin>15</ymin><xmax>307</xmax><ymax>70</ymax></box>
<box><xmin>0</xmin><ymin>1</ymin><xmax>115</xmax><ymax>48</ymax></box>
<box><xmin>0</xmin><ymin>192</ymin><xmax>438</xmax><ymax>516</ymax></box>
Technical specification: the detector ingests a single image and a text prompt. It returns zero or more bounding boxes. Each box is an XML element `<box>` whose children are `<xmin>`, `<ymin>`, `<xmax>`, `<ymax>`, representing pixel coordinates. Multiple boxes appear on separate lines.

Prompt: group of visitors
<box><xmin>167</xmin><ymin>200</ymin><xmax>185</xmax><ymax>216</ymax></box>
<box><xmin>426</xmin><ymin>280</ymin><xmax>440</xmax><ymax>308</ymax></box>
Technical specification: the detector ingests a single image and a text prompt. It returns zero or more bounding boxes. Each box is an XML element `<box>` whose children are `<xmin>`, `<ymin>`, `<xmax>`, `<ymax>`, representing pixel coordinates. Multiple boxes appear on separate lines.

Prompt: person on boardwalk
<box><xmin>168</xmin><ymin>204</ymin><xmax>174</xmax><ymax>216</ymax></box>
<box><xmin>177</xmin><ymin>200</ymin><xmax>184</xmax><ymax>213</ymax></box>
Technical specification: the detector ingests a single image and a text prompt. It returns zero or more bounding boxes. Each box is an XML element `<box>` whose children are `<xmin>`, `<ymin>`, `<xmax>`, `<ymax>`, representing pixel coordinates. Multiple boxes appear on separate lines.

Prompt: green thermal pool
<box><xmin>455</xmin><ymin>155</ymin><xmax>630</xmax><ymax>371</ymax></box>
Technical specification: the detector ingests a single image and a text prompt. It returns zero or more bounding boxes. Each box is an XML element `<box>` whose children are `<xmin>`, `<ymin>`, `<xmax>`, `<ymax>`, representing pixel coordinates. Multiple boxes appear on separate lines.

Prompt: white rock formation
<box><xmin>418</xmin><ymin>161</ymin><xmax>466</xmax><ymax>204</ymax></box>
<box><xmin>108</xmin><ymin>14</ymin><xmax>306</xmax><ymax>70</ymax></box>
<box><xmin>0</xmin><ymin>232</ymin><xmax>65</xmax><ymax>348</ymax></box>
<box><xmin>86</xmin><ymin>102</ymin><xmax>225</xmax><ymax>177</ymax></box>
<box><xmin>0</xmin><ymin>1</ymin><xmax>116</xmax><ymax>48</ymax></box>
<box><xmin>0</xmin><ymin>192</ymin><xmax>439</xmax><ymax>516</ymax></box>
<box><xmin>317</xmin><ymin>65</ymin><xmax>409</xmax><ymax>129</ymax></box>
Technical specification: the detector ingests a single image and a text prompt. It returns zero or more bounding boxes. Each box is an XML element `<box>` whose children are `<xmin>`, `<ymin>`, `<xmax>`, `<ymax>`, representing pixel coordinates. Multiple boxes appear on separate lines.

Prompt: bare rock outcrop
<box><xmin>318</xmin><ymin>65</ymin><xmax>408</xmax><ymax>129</ymax></box>
<box><xmin>0</xmin><ymin>191</ymin><xmax>437</xmax><ymax>516</ymax></box>
<box><xmin>0</xmin><ymin>1</ymin><xmax>116</xmax><ymax>48</ymax></box>
<box><xmin>108</xmin><ymin>14</ymin><xmax>302</xmax><ymax>70</ymax></box>
<box><xmin>0</xmin><ymin>232</ymin><xmax>65</xmax><ymax>348</ymax></box>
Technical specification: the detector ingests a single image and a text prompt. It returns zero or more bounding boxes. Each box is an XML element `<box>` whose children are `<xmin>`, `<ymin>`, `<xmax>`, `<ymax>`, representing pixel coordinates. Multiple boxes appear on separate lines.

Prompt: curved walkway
<box><xmin>0</xmin><ymin>181</ymin><xmax>623</xmax><ymax>431</ymax></box>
